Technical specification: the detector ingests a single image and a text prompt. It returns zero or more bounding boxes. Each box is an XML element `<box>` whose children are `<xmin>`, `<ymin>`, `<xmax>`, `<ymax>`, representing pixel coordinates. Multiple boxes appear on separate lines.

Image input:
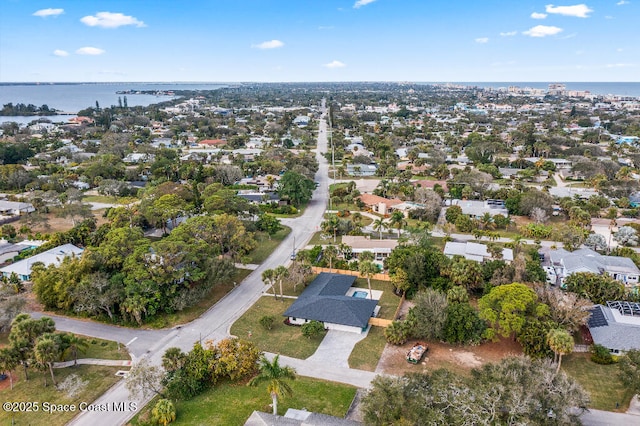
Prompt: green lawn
<box><xmin>348</xmin><ymin>326</ymin><xmax>387</xmax><ymax>371</ymax></box>
<box><xmin>146</xmin><ymin>268</ymin><xmax>253</xmax><ymax>329</ymax></box>
<box><xmin>307</xmin><ymin>231</ymin><xmax>339</xmax><ymax>246</ymax></box>
<box><xmin>130</xmin><ymin>377</ymin><xmax>357</xmax><ymax>426</ymax></box>
<box><xmin>70</xmin><ymin>336</ymin><xmax>130</xmax><ymax>361</ymax></box>
<box><xmin>0</xmin><ymin>365</ymin><xmax>123</xmax><ymax>426</ymax></box>
<box><xmin>246</xmin><ymin>227</ymin><xmax>291</xmax><ymax>264</ymax></box>
<box><xmin>353</xmin><ymin>278</ymin><xmax>401</xmax><ymax>320</ymax></box>
<box><xmin>561</xmin><ymin>353</ymin><xmax>634</xmax><ymax>412</ymax></box>
<box><xmin>230</xmin><ymin>296</ymin><xmax>325</xmax><ymax>359</ymax></box>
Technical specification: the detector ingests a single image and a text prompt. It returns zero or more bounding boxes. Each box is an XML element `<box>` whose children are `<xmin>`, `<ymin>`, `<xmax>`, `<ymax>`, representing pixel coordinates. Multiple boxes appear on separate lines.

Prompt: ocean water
<box><xmin>450</xmin><ymin>82</ymin><xmax>640</xmax><ymax>98</ymax></box>
<box><xmin>0</xmin><ymin>83</ymin><xmax>225</xmax><ymax>115</ymax></box>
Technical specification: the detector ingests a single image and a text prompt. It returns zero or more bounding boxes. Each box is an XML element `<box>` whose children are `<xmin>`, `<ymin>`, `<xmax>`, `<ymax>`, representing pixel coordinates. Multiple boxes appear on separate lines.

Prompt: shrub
<box><xmin>301</xmin><ymin>320</ymin><xmax>324</xmax><ymax>339</ymax></box>
<box><xmin>259</xmin><ymin>315</ymin><xmax>275</xmax><ymax>330</ymax></box>
<box><xmin>384</xmin><ymin>320</ymin><xmax>410</xmax><ymax>345</ymax></box>
<box><xmin>590</xmin><ymin>343</ymin><xmax>615</xmax><ymax>365</ymax></box>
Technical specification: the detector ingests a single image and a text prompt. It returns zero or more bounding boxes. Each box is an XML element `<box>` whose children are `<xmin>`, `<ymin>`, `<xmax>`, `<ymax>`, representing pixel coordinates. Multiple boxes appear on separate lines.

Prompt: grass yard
<box><xmin>561</xmin><ymin>353</ymin><xmax>634</xmax><ymax>412</ymax></box>
<box><xmin>353</xmin><ymin>278</ymin><xmax>401</xmax><ymax>320</ymax></box>
<box><xmin>0</xmin><ymin>365</ymin><xmax>123</xmax><ymax>426</ymax></box>
<box><xmin>246</xmin><ymin>227</ymin><xmax>291</xmax><ymax>264</ymax></box>
<box><xmin>130</xmin><ymin>377</ymin><xmax>357</xmax><ymax>426</ymax></box>
<box><xmin>146</xmin><ymin>268</ymin><xmax>253</xmax><ymax>329</ymax></box>
<box><xmin>307</xmin><ymin>231</ymin><xmax>339</xmax><ymax>246</ymax></box>
<box><xmin>230</xmin><ymin>296</ymin><xmax>325</xmax><ymax>359</ymax></box>
<box><xmin>69</xmin><ymin>336</ymin><xmax>130</xmax><ymax>361</ymax></box>
<box><xmin>348</xmin><ymin>326</ymin><xmax>387</xmax><ymax>371</ymax></box>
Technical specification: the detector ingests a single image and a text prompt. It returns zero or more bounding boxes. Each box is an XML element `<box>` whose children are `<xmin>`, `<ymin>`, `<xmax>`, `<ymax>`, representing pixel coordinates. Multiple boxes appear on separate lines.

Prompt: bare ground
<box><xmin>375</xmin><ymin>338</ymin><xmax>523</xmax><ymax>376</ymax></box>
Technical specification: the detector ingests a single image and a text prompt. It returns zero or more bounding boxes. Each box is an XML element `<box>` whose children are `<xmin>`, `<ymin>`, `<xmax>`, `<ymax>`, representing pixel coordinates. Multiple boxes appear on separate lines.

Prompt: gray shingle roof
<box><xmin>587</xmin><ymin>305</ymin><xmax>640</xmax><ymax>352</ymax></box>
<box><xmin>283</xmin><ymin>273</ymin><xmax>378</xmax><ymax>329</ymax></box>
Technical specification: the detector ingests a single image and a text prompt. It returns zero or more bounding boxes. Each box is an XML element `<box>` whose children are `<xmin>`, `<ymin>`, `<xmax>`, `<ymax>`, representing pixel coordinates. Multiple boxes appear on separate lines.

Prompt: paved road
<box><xmin>60</xmin><ymin>100</ymin><xmax>333</xmax><ymax>426</ymax></box>
<box><xmin>30</xmin><ymin>312</ymin><xmax>171</xmax><ymax>360</ymax></box>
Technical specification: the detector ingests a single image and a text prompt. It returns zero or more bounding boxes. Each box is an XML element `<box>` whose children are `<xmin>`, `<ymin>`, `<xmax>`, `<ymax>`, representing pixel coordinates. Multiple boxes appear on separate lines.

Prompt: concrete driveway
<box><xmin>307</xmin><ymin>328</ymin><xmax>370</xmax><ymax>368</ymax></box>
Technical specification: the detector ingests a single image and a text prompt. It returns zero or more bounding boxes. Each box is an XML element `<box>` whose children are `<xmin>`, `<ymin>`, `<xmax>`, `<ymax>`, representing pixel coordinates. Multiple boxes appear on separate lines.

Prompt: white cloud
<box><xmin>53</xmin><ymin>49</ymin><xmax>69</xmax><ymax>57</ymax></box>
<box><xmin>475</xmin><ymin>37</ymin><xmax>489</xmax><ymax>43</ymax></box>
<box><xmin>606</xmin><ymin>63</ymin><xmax>635</xmax><ymax>68</ymax></box>
<box><xmin>33</xmin><ymin>8</ymin><xmax>64</xmax><ymax>17</ymax></box>
<box><xmin>523</xmin><ymin>25</ymin><xmax>563</xmax><ymax>37</ymax></box>
<box><xmin>545</xmin><ymin>4</ymin><xmax>593</xmax><ymax>18</ymax></box>
<box><xmin>318</xmin><ymin>26</ymin><xmax>334</xmax><ymax>30</ymax></box>
<box><xmin>617</xmin><ymin>1</ymin><xmax>630</xmax><ymax>5</ymax></box>
<box><xmin>251</xmin><ymin>39</ymin><xmax>284</xmax><ymax>49</ymax></box>
<box><xmin>531</xmin><ymin>12</ymin><xmax>548</xmax><ymax>19</ymax></box>
<box><xmin>76</xmin><ymin>47</ymin><xmax>105</xmax><ymax>55</ymax></box>
<box><xmin>500</xmin><ymin>31</ymin><xmax>517</xmax><ymax>36</ymax></box>
<box><xmin>617</xmin><ymin>48</ymin><xmax>624</xmax><ymax>52</ymax></box>
<box><xmin>324</xmin><ymin>60</ymin><xmax>346</xmax><ymax>68</ymax></box>
<box><xmin>80</xmin><ymin>12</ymin><xmax>146</xmax><ymax>28</ymax></box>
<box><xmin>354</xmin><ymin>0</ymin><xmax>376</xmax><ymax>9</ymax></box>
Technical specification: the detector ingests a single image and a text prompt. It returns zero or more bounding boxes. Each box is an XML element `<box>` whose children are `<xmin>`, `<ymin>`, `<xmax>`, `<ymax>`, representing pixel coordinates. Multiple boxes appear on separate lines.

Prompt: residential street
<box><xmin>60</xmin><ymin>100</ymin><xmax>335</xmax><ymax>425</ymax></box>
<box><xmin>28</xmin><ymin>100</ymin><xmax>639</xmax><ymax>425</ymax></box>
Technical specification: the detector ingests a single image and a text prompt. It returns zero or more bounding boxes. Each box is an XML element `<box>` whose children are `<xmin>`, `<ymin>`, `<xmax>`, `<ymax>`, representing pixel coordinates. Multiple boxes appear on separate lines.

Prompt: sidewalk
<box><xmin>53</xmin><ymin>358</ymin><xmax>132</xmax><ymax>368</ymax></box>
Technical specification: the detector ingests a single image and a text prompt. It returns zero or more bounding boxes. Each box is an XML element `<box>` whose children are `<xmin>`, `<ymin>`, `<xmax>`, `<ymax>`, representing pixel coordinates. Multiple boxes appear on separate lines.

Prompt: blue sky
<box><xmin>0</xmin><ymin>0</ymin><xmax>637</xmax><ymax>82</ymax></box>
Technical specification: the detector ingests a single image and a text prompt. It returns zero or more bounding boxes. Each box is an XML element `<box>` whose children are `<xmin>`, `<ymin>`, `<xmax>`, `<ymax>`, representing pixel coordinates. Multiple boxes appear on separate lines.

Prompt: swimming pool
<box><xmin>352</xmin><ymin>291</ymin><xmax>368</xmax><ymax>299</ymax></box>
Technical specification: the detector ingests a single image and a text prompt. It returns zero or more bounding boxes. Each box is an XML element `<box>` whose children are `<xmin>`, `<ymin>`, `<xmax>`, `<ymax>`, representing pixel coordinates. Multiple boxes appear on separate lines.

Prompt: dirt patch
<box><xmin>376</xmin><ymin>338</ymin><xmax>523</xmax><ymax>376</ymax></box>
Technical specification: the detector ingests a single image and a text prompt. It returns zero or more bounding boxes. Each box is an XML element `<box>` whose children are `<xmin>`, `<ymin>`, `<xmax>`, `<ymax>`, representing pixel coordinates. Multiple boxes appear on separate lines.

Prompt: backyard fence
<box><xmin>368</xmin><ymin>317</ymin><xmax>393</xmax><ymax>327</ymax></box>
<box><xmin>310</xmin><ymin>267</ymin><xmax>391</xmax><ymax>281</ymax></box>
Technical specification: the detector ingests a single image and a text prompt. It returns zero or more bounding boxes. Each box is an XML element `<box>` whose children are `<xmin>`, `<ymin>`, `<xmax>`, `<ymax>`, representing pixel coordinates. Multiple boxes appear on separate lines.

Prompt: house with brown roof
<box><xmin>357</xmin><ymin>194</ymin><xmax>403</xmax><ymax>215</ymax></box>
<box><xmin>197</xmin><ymin>139</ymin><xmax>227</xmax><ymax>148</ymax></box>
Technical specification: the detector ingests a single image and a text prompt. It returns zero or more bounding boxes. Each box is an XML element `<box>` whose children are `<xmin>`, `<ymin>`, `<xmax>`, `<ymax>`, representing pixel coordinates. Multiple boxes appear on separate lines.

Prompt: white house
<box><xmin>549</xmin><ymin>248</ymin><xmax>640</xmax><ymax>290</ymax></box>
<box><xmin>0</xmin><ymin>243</ymin><xmax>84</xmax><ymax>281</ymax></box>
<box><xmin>444</xmin><ymin>241</ymin><xmax>514</xmax><ymax>263</ymax></box>
<box><xmin>0</xmin><ymin>200</ymin><xmax>35</xmax><ymax>217</ymax></box>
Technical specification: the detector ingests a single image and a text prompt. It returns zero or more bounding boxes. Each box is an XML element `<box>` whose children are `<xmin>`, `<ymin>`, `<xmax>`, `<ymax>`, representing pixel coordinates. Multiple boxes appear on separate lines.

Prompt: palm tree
<box><xmin>249</xmin><ymin>355</ymin><xmax>297</xmax><ymax>416</ymax></box>
<box><xmin>34</xmin><ymin>336</ymin><xmax>60</xmax><ymax>387</ymax></box>
<box><xmin>274</xmin><ymin>265</ymin><xmax>289</xmax><ymax>301</ymax></box>
<box><xmin>372</xmin><ymin>218</ymin><xmax>388</xmax><ymax>239</ymax></box>
<box><xmin>358</xmin><ymin>258</ymin><xmax>378</xmax><ymax>299</ymax></box>
<box><xmin>547</xmin><ymin>328</ymin><xmax>574</xmax><ymax>373</ymax></box>
<box><xmin>162</xmin><ymin>347</ymin><xmax>186</xmax><ymax>373</ymax></box>
<box><xmin>262</xmin><ymin>269</ymin><xmax>277</xmax><ymax>299</ymax></box>
<box><xmin>0</xmin><ymin>347</ymin><xmax>19</xmax><ymax>390</ymax></box>
<box><xmin>61</xmin><ymin>333</ymin><xmax>88</xmax><ymax>367</ymax></box>
<box><xmin>323</xmin><ymin>245</ymin><xmax>339</xmax><ymax>272</ymax></box>
<box><xmin>322</xmin><ymin>214</ymin><xmax>341</xmax><ymax>243</ymax></box>
<box><xmin>389</xmin><ymin>211</ymin><xmax>407</xmax><ymax>238</ymax></box>
<box><xmin>152</xmin><ymin>399</ymin><xmax>176</xmax><ymax>426</ymax></box>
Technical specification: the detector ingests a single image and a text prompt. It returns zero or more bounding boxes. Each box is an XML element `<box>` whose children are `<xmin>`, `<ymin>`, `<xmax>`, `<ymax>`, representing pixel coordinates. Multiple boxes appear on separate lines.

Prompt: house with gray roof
<box><xmin>587</xmin><ymin>301</ymin><xmax>640</xmax><ymax>354</ymax></box>
<box><xmin>549</xmin><ymin>248</ymin><xmax>640</xmax><ymax>290</ymax></box>
<box><xmin>245</xmin><ymin>408</ymin><xmax>361</xmax><ymax>425</ymax></box>
<box><xmin>283</xmin><ymin>273</ymin><xmax>379</xmax><ymax>334</ymax></box>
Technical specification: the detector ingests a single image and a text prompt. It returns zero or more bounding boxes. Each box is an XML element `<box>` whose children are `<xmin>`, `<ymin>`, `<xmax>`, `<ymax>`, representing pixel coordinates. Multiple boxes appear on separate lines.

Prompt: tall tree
<box><xmin>273</xmin><ymin>265</ymin><xmax>289</xmax><ymax>301</ymax></box>
<box><xmin>249</xmin><ymin>355</ymin><xmax>297</xmax><ymax>416</ymax></box>
<box><xmin>478</xmin><ymin>283</ymin><xmax>546</xmax><ymax>341</ymax></box>
<box><xmin>0</xmin><ymin>347</ymin><xmax>19</xmax><ymax>390</ymax></box>
<box><xmin>372</xmin><ymin>218</ymin><xmax>388</xmax><ymax>239</ymax></box>
<box><xmin>546</xmin><ymin>328</ymin><xmax>574</xmax><ymax>373</ymax></box>
<box><xmin>389</xmin><ymin>211</ymin><xmax>407</xmax><ymax>238</ymax></box>
<box><xmin>34</xmin><ymin>334</ymin><xmax>61</xmax><ymax>387</ymax></box>
<box><xmin>358</xmin><ymin>259</ymin><xmax>378</xmax><ymax>299</ymax></box>
<box><xmin>277</xmin><ymin>171</ymin><xmax>315</xmax><ymax>207</ymax></box>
